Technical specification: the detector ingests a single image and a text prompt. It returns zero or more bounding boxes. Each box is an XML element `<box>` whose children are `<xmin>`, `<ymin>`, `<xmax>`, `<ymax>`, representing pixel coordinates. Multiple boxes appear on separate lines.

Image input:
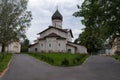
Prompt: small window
<box><xmin>68</xmin><ymin>49</ymin><xmax>71</xmax><ymax>53</ymax></box>
<box><xmin>35</xmin><ymin>48</ymin><xmax>37</xmax><ymax>52</ymax></box>
<box><xmin>59</xmin><ymin>43</ymin><xmax>60</xmax><ymax>46</ymax></box>
<box><xmin>49</xmin><ymin>44</ymin><xmax>51</xmax><ymax>47</ymax></box>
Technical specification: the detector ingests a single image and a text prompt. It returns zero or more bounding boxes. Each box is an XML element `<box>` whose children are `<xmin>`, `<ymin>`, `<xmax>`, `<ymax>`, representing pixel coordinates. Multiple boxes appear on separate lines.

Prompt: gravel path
<box><xmin>1</xmin><ymin>54</ymin><xmax>120</xmax><ymax>80</ymax></box>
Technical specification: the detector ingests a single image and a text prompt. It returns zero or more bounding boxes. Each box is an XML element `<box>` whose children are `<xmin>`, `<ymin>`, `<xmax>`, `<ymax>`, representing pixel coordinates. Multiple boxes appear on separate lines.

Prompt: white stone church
<box><xmin>29</xmin><ymin>9</ymin><xmax>87</xmax><ymax>54</ymax></box>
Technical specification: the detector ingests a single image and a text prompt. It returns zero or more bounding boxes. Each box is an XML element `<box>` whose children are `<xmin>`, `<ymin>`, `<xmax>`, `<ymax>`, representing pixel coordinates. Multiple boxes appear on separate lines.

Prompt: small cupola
<box><xmin>52</xmin><ymin>9</ymin><xmax>63</xmax><ymax>21</ymax></box>
<box><xmin>52</xmin><ymin>9</ymin><xmax>63</xmax><ymax>29</ymax></box>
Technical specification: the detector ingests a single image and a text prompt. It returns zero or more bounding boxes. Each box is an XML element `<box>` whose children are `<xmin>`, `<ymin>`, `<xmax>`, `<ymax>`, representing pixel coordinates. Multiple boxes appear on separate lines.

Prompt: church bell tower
<box><xmin>52</xmin><ymin>9</ymin><xmax>63</xmax><ymax>29</ymax></box>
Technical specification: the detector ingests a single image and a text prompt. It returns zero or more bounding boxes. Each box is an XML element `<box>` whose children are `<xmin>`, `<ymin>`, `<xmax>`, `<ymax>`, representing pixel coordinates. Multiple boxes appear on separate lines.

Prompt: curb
<box><xmin>0</xmin><ymin>55</ymin><xmax>13</xmax><ymax>78</ymax></box>
<box><xmin>81</xmin><ymin>55</ymin><xmax>91</xmax><ymax>65</ymax></box>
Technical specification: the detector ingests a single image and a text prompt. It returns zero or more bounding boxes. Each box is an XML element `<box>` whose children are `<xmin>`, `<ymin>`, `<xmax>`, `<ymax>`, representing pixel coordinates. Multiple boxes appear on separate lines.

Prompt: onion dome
<box><xmin>52</xmin><ymin>9</ymin><xmax>63</xmax><ymax>21</ymax></box>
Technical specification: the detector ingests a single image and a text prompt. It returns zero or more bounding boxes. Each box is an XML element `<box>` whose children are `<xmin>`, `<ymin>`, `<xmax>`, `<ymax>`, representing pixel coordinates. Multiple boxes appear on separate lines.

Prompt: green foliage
<box><xmin>0</xmin><ymin>53</ymin><xmax>12</xmax><ymax>72</ymax></box>
<box><xmin>0</xmin><ymin>0</ymin><xmax>32</xmax><ymax>52</ymax></box>
<box><xmin>80</xmin><ymin>29</ymin><xmax>103</xmax><ymax>53</ymax></box>
<box><xmin>28</xmin><ymin>53</ymin><xmax>89</xmax><ymax>67</ymax></box>
<box><xmin>115</xmin><ymin>51</ymin><xmax>120</xmax><ymax>55</ymax></box>
<box><xmin>21</xmin><ymin>39</ymin><xmax>30</xmax><ymax>52</ymax></box>
<box><xmin>112</xmin><ymin>55</ymin><xmax>120</xmax><ymax>61</ymax></box>
<box><xmin>61</xmin><ymin>58</ymin><xmax>69</xmax><ymax>66</ymax></box>
<box><xmin>73</xmin><ymin>0</ymin><xmax>120</xmax><ymax>52</ymax></box>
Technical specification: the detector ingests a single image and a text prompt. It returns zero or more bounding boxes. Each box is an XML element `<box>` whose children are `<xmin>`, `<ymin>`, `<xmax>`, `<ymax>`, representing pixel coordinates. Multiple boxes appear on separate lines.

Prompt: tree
<box><xmin>76</xmin><ymin>27</ymin><xmax>103</xmax><ymax>53</ymax></box>
<box><xmin>0</xmin><ymin>0</ymin><xmax>32</xmax><ymax>53</ymax></box>
<box><xmin>73</xmin><ymin>0</ymin><xmax>120</xmax><ymax>53</ymax></box>
<box><xmin>21</xmin><ymin>38</ymin><xmax>30</xmax><ymax>52</ymax></box>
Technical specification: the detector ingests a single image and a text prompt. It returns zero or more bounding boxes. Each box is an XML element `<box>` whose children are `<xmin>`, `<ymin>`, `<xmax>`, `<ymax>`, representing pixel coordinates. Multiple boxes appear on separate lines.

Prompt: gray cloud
<box><xmin>26</xmin><ymin>0</ymin><xmax>84</xmax><ymax>43</ymax></box>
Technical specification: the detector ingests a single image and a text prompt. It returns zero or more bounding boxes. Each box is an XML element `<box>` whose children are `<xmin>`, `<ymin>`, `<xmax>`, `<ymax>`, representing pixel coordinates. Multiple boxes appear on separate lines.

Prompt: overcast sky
<box><xmin>26</xmin><ymin>0</ymin><xmax>85</xmax><ymax>44</ymax></box>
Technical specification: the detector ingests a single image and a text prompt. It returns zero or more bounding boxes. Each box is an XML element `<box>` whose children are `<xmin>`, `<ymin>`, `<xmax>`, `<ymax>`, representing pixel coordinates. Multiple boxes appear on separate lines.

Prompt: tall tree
<box><xmin>0</xmin><ymin>0</ymin><xmax>32</xmax><ymax>53</ymax></box>
<box><xmin>76</xmin><ymin>27</ymin><xmax>103</xmax><ymax>53</ymax></box>
<box><xmin>21</xmin><ymin>38</ymin><xmax>30</xmax><ymax>52</ymax></box>
<box><xmin>73</xmin><ymin>0</ymin><xmax>120</xmax><ymax>52</ymax></box>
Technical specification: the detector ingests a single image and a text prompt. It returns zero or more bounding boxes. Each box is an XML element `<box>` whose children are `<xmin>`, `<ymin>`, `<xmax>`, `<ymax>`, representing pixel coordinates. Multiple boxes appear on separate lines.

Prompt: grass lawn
<box><xmin>112</xmin><ymin>55</ymin><xmax>120</xmax><ymax>61</ymax></box>
<box><xmin>0</xmin><ymin>53</ymin><xmax>12</xmax><ymax>73</ymax></box>
<box><xmin>28</xmin><ymin>53</ymin><xmax>90</xmax><ymax>67</ymax></box>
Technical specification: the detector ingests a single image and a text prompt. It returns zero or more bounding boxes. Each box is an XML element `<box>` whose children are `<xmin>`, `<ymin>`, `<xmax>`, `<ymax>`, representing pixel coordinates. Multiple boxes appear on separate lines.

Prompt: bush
<box><xmin>61</xmin><ymin>58</ymin><xmax>69</xmax><ymax>66</ymax></box>
<box><xmin>115</xmin><ymin>51</ymin><xmax>120</xmax><ymax>55</ymax></box>
<box><xmin>112</xmin><ymin>55</ymin><xmax>120</xmax><ymax>61</ymax></box>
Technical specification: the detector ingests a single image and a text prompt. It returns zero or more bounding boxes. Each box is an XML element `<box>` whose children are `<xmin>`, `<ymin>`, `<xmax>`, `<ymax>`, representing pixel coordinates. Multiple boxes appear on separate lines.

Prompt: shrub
<box><xmin>61</xmin><ymin>58</ymin><xmax>69</xmax><ymax>66</ymax></box>
<box><xmin>115</xmin><ymin>51</ymin><xmax>120</xmax><ymax>55</ymax></box>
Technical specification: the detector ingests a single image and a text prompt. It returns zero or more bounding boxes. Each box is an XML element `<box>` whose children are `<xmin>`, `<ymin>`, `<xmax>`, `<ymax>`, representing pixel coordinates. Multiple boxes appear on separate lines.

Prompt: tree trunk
<box><xmin>1</xmin><ymin>43</ymin><xmax>5</xmax><ymax>60</ymax></box>
<box><xmin>2</xmin><ymin>43</ymin><xmax>5</xmax><ymax>52</ymax></box>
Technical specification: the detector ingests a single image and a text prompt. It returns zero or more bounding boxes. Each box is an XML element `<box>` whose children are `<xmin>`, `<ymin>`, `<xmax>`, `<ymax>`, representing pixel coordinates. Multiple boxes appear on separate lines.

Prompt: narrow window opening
<box><xmin>41</xmin><ymin>44</ymin><xmax>43</xmax><ymax>46</ymax></box>
<box><xmin>59</xmin><ymin>43</ymin><xmax>60</xmax><ymax>46</ymax></box>
<box><xmin>35</xmin><ymin>48</ymin><xmax>37</xmax><ymax>52</ymax></box>
<box><xmin>49</xmin><ymin>44</ymin><xmax>51</xmax><ymax>47</ymax></box>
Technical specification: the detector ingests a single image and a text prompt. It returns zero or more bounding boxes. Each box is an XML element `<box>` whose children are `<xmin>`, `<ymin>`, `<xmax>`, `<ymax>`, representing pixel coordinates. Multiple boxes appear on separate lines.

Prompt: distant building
<box><xmin>29</xmin><ymin>9</ymin><xmax>87</xmax><ymax>54</ymax></box>
<box><xmin>97</xmin><ymin>46</ymin><xmax>112</xmax><ymax>55</ymax></box>
<box><xmin>112</xmin><ymin>35</ymin><xmax>120</xmax><ymax>54</ymax></box>
<box><xmin>0</xmin><ymin>42</ymin><xmax>21</xmax><ymax>53</ymax></box>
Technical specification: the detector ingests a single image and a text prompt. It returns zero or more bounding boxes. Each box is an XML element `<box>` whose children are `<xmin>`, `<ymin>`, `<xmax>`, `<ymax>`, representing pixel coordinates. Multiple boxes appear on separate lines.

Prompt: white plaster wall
<box><xmin>66</xmin><ymin>45</ymin><xmax>75</xmax><ymax>54</ymax></box>
<box><xmin>52</xmin><ymin>19</ymin><xmax>62</xmax><ymax>29</ymax></box>
<box><xmin>76</xmin><ymin>45</ymin><xmax>87</xmax><ymax>53</ymax></box>
<box><xmin>39</xmin><ymin>40</ymin><xmax>46</xmax><ymax>52</ymax></box>
<box><xmin>8</xmin><ymin>42</ymin><xmax>21</xmax><ymax>53</ymax></box>
<box><xmin>46</xmin><ymin>38</ymin><xmax>57</xmax><ymax>52</ymax></box>
<box><xmin>112</xmin><ymin>46</ymin><xmax>117</xmax><ymax>54</ymax></box>
<box><xmin>0</xmin><ymin>42</ymin><xmax>21</xmax><ymax>53</ymax></box>
<box><xmin>29</xmin><ymin>43</ymin><xmax>40</xmax><ymax>53</ymax></box>
<box><xmin>40</xmin><ymin>28</ymin><xmax>67</xmax><ymax>39</ymax></box>
<box><xmin>68</xmin><ymin>43</ymin><xmax>87</xmax><ymax>54</ymax></box>
<box><xmin>67</xmin><ymin>32</ymin><xmax>72</xmax><ymax>42</ymax></box>
<box><xmin>39</xmin><ymin>38</ymin><xmax>67</xmax><ymax>53</ymax></box>
<box><xmin>57</xmin><ymin>40</ymin><xmax>67</xmax><ymax>52</ymax></box>
<box><xmin>46</xmin><ymin>38</ymin><xmax>67</xmax><ymax>52</ymax></box>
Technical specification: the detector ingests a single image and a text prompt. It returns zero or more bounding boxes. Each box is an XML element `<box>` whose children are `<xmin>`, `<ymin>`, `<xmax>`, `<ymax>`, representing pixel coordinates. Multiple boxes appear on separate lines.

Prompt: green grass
<box><xmin>28</xmin><ymin>53</ymin><xmax>90</xmax><ymax>67</ymax></box>
<box><xmin>112</xmin><ymin>55</ymin><xmax>120</xmax><ymax>61</ymax></box>
<box><xmin>0</xmin><ymin>53</ymin><xmax>12</xmax><ymax>72</ymax></box>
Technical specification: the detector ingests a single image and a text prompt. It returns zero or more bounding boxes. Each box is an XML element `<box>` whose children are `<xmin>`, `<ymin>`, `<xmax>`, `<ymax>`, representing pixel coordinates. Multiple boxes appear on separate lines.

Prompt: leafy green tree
<box><xmin>21</xmin><ymin>38</ymin><xmax>30</xmax><ymax>52</ymax></box>
<box><xmin>0</xmin><ymin>0</ymin><xmax>32</xmax><ymax>53</ymax></box>
<box><xmin>76</xmin><ymin>27</ymin><xmax>103</xmax><ymax>53</ymax></box>
<box><xmin>73</xmin><ymin>0</ymin><xmax>120</xmax><ymax>53</ymax></box>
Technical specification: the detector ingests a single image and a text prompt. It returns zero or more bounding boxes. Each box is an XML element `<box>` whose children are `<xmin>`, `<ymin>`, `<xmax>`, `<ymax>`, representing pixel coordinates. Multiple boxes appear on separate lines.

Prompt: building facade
<box><xmin>0</xmin><ymin>42</ymin><xmax>21</xmax><ymax>53</ymax></box>
<box><xmin>112</xmin><ymin>35</ymin><xmax>120</xmax><ymax>54</ymax></box>
<box><xmin>29</xmin><ymin>9</ymin><xmax>87</xmax><ymax>54</ymax></box>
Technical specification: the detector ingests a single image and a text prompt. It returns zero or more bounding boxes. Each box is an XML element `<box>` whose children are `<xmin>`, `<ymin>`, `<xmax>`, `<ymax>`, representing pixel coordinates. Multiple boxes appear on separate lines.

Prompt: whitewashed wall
<box><xmin>67</xmin><ymin>32</ymin><xmax>72</xmax><ymax>42</ymax></box>
<box><xmin>0</xmin><ymin>42</ymin><xmax>21</xmax><ymax>53</ymax></box>
<box><xmin>66</xmin><ymin>45</ymin><xmax>76</xmax><ymax>54</ymax></box>
<box><xmin>39</xmin><ymin>40</ymin><xmax>46</xmax><ymax>52</ymax></box>
<box><xmin>52</xmin><ymin>19</ymin><xmax>62</xmax><ymax>29</ymax></box>
<box><xmin>29</xmin><ymin>43</ymin><xmax>40</xmax><ymax>53</ymax></box>
<box><xmin>68</xmin><ymin>43</ymin><xmax>87</xmax><ymax>54</ymax></box>
<box><xmin>39</xmin><ymin>37</ymin><xmax>67</xmax><ymax>53</ymax></box>
<box><xmin>40</xmin><ymin>28</ymin><xmax>67</xmax><ymax>39</ymax></box>
<box><xmin>57</xmin><ymin>40</ymin><xmax>67</xmax><ymax>52</ymax></box>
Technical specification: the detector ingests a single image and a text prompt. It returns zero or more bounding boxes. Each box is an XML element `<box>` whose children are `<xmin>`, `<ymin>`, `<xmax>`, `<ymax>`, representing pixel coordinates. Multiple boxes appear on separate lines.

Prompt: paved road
<box><xmin>1</xmin><ymin>54</ymin><xmax>120</xmax><ymax>80</ymax></box>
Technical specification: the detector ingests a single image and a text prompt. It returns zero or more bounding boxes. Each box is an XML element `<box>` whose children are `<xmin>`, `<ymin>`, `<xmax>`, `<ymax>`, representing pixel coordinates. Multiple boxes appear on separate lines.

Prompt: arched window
<box><xmin>35</xmin><ymin>48</ymin><xmax>37</xmax><ymax>52</ymax></box>
<box><xmin>59</xmin><ymin>43</ymin><xmax>60</xmax><ymax>46</ymax></box>
<box><xmin>41</xmin><ymin>44</ymin><xmax>43</xmax><ymax>46</ymax></box>
<box><xmin>49</xmin><ymin>44</ymin><xmax>51</xmax><ymax>47</ymax></box>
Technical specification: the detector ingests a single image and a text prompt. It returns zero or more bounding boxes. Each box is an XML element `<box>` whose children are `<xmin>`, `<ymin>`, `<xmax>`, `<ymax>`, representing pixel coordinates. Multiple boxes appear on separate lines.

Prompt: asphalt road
<box><xmin>1</xmin><ymin>54</ymin><xmax>120</xmax><ymax>80</ymax></box>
